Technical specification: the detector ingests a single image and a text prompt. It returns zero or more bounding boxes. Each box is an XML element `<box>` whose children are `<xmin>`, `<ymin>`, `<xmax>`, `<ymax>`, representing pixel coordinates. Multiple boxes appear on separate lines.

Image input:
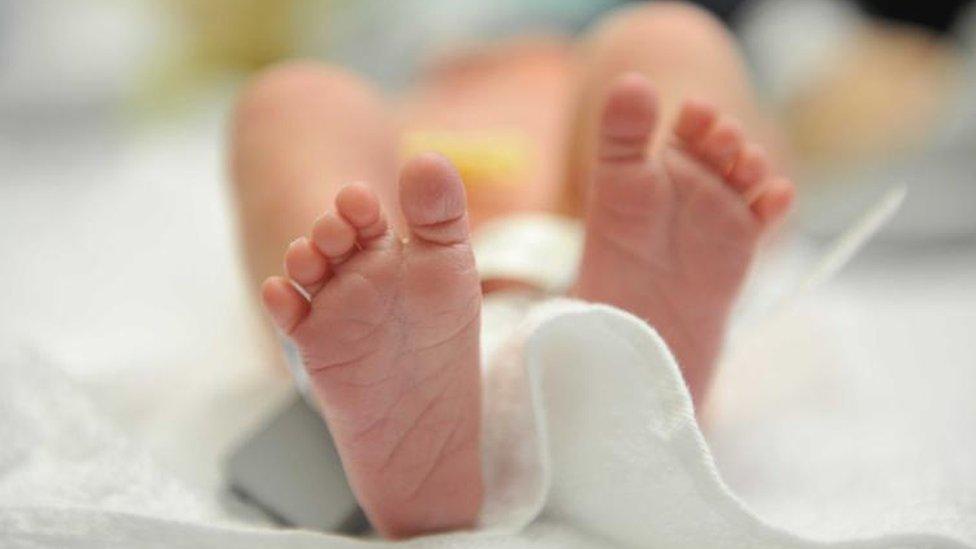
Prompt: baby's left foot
<box><xmin>573</xmin><ymin>73</ymin><xmax>794</xmax><ymax>406</ymax></box>
<box><xmin>261</xmin><ymin>155</ymin><xmax>483</xmax><ymax>538</ymax></box>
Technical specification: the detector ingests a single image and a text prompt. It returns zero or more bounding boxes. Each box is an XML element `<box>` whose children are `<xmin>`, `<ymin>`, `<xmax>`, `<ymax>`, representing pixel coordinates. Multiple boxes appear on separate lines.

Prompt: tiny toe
<box><xmin>399</xmin><ymin>153</ymin><xmax>471</xmax><ymax>245</ymax></box>
<box><xmin>284</xmin><ymin>237</ymin><xmax>330</xmax><ymax>291</ymax></box>
<box><xmin>312</xmin><ymin>211</ymin><xmax>358</xmax><ymax>260</ymax></box>
<box><xmin>336</xmin><ymin>182</ymin><xmax>388</xmax><ymax>240</ymax></box>
<box><xmin>728</xmin><ymin>144</ymin><xmax>770</xmax><ymax>195</ymax></box>
<box><xmin>261</xmin><ymin>276</ymin><xmax>310</xmax><ymax>334</ymax></box>
<box><xmin>751</xmin><ymin>177</ymin><xmax>795</xmax><ymax>224</ymax></box>
<box><xmin>597</xmin><ymin>72</ymin><xmax>659</xmax><ymax>163</ymax></box>
<box><xmin>697</xmin><ymin>118</ymin><xmax>745</xmax><ymax>174</ymax></box>
<box><xmin>673</xmin><ymin>98</ymin><xmax>718</xmax><ymax>146</ymax></box>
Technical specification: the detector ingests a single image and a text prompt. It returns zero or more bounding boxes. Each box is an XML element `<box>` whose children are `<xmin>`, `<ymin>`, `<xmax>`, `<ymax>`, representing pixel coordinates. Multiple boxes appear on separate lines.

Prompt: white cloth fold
<box><xmin>480</xmin><ymin>300</ymin><xmax>973</xmax><ymax>548</ymax></box>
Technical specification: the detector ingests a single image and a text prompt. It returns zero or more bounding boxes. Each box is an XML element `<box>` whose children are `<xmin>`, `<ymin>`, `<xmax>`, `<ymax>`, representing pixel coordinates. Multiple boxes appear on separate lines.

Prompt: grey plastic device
<box><xmin>225</xmin><ymin>393</ymin><xmax>369</xmax><ymax>534</ymax></box>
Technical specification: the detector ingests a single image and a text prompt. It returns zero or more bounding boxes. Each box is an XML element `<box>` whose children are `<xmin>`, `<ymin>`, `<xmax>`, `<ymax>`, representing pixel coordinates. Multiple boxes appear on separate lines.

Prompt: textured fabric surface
<box><xmin>3</xmin><ymin>298</ymin><xmax>974</xmax><ymax>548</ymax></box>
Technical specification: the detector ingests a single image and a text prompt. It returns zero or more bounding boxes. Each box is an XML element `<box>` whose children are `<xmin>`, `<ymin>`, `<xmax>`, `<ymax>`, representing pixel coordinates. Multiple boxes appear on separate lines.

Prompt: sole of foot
<box><xmin>261</xmin><ymin>153</ymin><xmax>483</xmax><ymax>538</ymax></box>
<box><xmin>573</xmin><ymin>72</ymin><xmax>794</xmax><ymax>406</ymax></box>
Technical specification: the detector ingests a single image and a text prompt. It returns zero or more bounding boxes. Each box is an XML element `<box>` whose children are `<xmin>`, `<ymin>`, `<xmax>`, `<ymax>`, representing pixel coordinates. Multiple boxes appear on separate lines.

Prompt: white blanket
<box><xmin>2</xmin><ymin>298</ymin><xmax>973</xmax><ymax>548</ymax></box>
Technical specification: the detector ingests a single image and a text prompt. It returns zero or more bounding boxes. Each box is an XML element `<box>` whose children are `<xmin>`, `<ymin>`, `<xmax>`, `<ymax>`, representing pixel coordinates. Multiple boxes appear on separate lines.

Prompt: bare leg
<box><xmin>567</xmin><ymin>4</ymin><xmax>794</xmax><ymax>407</ymax></box>
<box><xmin>230</xmin><ymin>9</ymin><xmax>789</xmax><ymax>533</ymax></box>
<box><xmin>232</xmin><ymin>63</ymin><xmax>483</xmax><ymax>537</ymax></box>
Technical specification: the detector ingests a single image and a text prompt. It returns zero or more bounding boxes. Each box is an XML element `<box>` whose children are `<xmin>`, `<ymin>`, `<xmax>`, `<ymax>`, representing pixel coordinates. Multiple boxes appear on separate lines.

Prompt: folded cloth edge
<box><xmin>479</xmin><ymin>299</ymin><xmax>973</xmax><ymax>548</ymax></box>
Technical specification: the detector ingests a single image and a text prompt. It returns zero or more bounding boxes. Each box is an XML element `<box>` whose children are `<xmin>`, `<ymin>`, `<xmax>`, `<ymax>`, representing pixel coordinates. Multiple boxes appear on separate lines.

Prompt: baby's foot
<box><xmin>573</xmin><ymin>74</ymin><xmax>794</xmax><ymax>406</ymax></box>
<box><xmin>261</xmin><ymin>154</ymin><xmax>483</xmax><ymax>538</ymax></box>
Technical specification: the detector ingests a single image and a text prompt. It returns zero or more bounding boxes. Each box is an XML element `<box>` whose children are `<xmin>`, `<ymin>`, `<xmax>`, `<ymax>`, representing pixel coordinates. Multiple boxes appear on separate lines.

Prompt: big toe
<box><xmin>598</xmin><ymin>72</ymin><xmax>659</xmax><ymax>163</ymax></box>
<box><xmin>398</xmin><ymin>153</ymin><xmax>471</xmax><ymax>245</ymax></box>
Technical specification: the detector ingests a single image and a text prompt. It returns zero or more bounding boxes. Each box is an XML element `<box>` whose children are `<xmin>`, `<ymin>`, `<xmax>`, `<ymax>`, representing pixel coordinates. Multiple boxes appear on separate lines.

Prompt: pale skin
<box><xmin>232</xmin><ymin>3</ymin><xmax>794</xmax><ymax>538</ymax></box>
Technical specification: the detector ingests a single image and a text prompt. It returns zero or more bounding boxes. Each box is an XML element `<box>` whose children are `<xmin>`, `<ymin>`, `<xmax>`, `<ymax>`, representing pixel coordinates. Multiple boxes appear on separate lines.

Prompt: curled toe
<box><xmin>312</xmin><ymin>211</ymin><xmax>358</xmax><ymax>259</ymax></box>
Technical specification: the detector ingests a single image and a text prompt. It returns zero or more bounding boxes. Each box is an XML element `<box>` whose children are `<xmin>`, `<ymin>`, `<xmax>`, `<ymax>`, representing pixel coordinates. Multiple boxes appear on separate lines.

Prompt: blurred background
<box><xmin>1</xmin><ymin>0</ymin><xmax>974</xmax><ymax>528</ymax></box>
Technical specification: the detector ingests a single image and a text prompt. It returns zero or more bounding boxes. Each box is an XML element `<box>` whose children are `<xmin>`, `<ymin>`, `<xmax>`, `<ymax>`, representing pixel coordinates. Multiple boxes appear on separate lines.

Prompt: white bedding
<box><xmin>2</xmin><ymin>99</ymin><xmax>975</xmax><ymax>548</ymax></box>
<box><xmin>3</xmin><ymin>297</ymin><xmax>975</xmax><ymax>548</ymax></box>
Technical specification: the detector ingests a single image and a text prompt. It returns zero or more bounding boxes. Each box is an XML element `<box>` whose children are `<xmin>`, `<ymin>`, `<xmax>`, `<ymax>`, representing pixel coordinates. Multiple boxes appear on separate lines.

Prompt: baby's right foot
<box><xmin>573</xmin><ymin>74</ymin><xmax>794</xmax><ymax>406</ymax></box>
<box><xmin>261</xmin><ymin>154</ymin><xmax>483</xmax><ymax>538</ymax></box>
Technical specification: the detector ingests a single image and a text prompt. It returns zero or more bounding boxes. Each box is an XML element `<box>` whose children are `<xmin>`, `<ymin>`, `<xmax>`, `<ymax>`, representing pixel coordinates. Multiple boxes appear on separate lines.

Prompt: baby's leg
<box><xmin>231</xmin><ymin>61</ymin><xmax>399</xmax><ymax>293</ymax></box>
<box><xmin>567</xmin><ymin>4</ymin><xmax>794</xmax><ymax>407</ymax></box>
<box><xmin>232</xmin><ymin>64</ymin><xmax>482</xmax><ymax>537</ymax></box>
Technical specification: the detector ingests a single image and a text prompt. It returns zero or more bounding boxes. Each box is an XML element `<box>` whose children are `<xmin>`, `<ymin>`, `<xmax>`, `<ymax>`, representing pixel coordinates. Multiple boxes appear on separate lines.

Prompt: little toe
<box><xmin>727</xmin><ymin>144</ymin><xmax>770</xmax><ymax>195</ymax></box>
<box><xmin>312</xmin><ymin>211</ymin><xmax>358</xmax><ymax>261</ymax></box>
<box><xmin>697</xmin><ymin>118</ymin><xmax>745</xmax><ymax>174</ymax></box>
<box><xmin>261</xmin><ymin>276</ymin><xmax>310</xmax><ymax>334</ymax></box>
<box><xmin>597</xmin><ymin>72</ymin><xmax>659</xmax><ymax>164</ymax></box>
<box><xmin>398</xmin><ymin>153</ymin><xmax>471</xmax><ymax>245</ymax></box>
<box><xmin>284</xmin><ymin>236</ymin><xmax>330</xmax><ymax>293</ymax></box>
<box><xmin>751</xmin><ymin>177</ymin><xmax>795</xmax><ymax>225</ymax></box>
<box><xmin>336</xmin><ymin>182</ymin><xmax>388</xmax><ymax>240</ymax></box>
<box><xmin>673</xmin><ymin>98</ymin><xmax>718</xmax><ymax>146</ymax></box>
